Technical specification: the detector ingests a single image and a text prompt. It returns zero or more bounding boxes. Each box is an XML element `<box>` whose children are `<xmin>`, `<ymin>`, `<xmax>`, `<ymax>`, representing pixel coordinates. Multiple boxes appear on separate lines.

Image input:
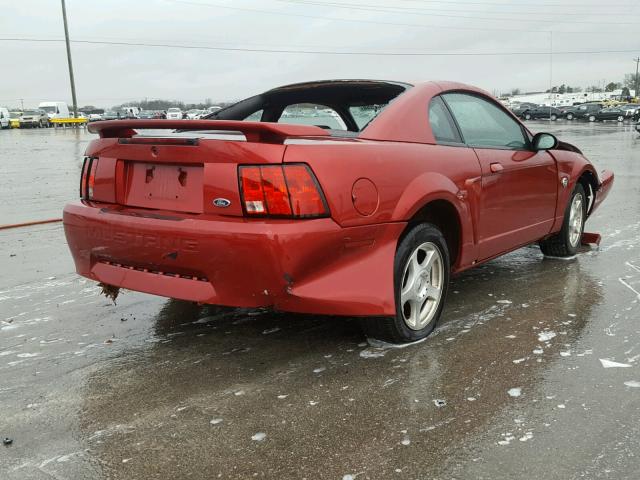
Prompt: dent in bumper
<box><xmin>63</xmin><ymin>202</ymin><xmax>404</xmax><ymax>316</ymax></box>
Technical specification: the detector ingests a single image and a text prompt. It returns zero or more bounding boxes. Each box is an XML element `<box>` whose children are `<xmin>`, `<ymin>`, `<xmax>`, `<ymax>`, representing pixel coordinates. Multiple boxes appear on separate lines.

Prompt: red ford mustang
<box><xmin>63</xmin><ymin>80</ymin><xmax>613</xmax><ymax>342</ymax></box>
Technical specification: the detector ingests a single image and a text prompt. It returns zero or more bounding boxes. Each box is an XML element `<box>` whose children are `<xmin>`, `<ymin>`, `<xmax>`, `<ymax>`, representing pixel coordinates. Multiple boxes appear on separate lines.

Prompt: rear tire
<box><xmin>550</xmin><ymin>114</ymin><xmax>557</xmax><ymax>121</ymax></box>
<box><xmin>539</xmin><ymin>184</ymin><xmax>586</xmax><ymax>257</ymax></box>
<box><xmin>617</xmin><ymin>115</ymin><xmax>624</xmax><ymax>122</ymax></box>
<box><xmin>588</xmin><ymin>115</ymin><xmax>596</xmax><ymax>122</ymax></box>
<box><xmin>566</xmin><ymin>113</ymin><xmax>574</xmax><ymax>120</ymax></box>
<box><xmin>524</xmin><ymin>113</ymin><xmax>531</xmax><ymax>120</ymax></box>
<box><xmin>360</xmin><ymin>223</ymin><xmax>450</xmax><ymax>343</ymax></box>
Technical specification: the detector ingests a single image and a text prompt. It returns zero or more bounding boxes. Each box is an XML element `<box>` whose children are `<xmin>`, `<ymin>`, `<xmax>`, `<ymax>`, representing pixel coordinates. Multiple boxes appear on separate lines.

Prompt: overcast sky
<box><xmin>2</xmin><ymin>0</ymin><xmax>640</xmax><ymax>108</ymax></box>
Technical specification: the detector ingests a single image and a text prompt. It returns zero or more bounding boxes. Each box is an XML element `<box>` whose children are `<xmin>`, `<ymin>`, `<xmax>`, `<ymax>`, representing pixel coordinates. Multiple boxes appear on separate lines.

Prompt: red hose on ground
<box><xmin>0</xmin><ymin>218</ymin><xmax>63</xmax><ymax>231</ymax></box>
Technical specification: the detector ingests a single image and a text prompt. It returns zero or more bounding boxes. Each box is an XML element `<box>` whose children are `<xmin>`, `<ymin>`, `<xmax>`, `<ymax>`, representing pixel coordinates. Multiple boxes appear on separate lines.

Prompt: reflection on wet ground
<box><xmin>1</xmin><ymin>123</ymin><xmax>640</xmax><ymax>479</ymax></box>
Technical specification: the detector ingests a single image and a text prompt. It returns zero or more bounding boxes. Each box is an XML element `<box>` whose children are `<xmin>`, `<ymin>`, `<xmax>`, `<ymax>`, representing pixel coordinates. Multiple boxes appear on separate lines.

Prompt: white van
<box><xmin>38</xmin><ymin>101</ymin><xmax>70</xmax><ymax>119</ymax></box>
<box><xmin>0</xmin><ymin>107</ymin><xmax>9</xmax><ymax>129</ymax></box>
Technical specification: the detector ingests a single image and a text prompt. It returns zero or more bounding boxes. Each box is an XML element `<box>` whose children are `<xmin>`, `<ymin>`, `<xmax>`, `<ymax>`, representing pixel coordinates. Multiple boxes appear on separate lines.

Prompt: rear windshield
<box><xmin>210</xmin><ymin>80</ymin><xmax>410</xmax><ymax>135</ymax></box>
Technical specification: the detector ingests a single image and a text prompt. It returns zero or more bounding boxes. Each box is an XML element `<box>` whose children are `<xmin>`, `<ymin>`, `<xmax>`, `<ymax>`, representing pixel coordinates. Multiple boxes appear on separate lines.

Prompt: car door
<box><xmin>441</xmin><ymin>92</ymin><xmax>558</xmax><ymax>261</ymax></box>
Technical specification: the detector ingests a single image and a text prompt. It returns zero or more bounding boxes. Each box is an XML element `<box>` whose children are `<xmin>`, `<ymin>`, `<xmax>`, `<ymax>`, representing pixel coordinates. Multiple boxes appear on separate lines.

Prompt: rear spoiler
<box><xmin>87</xmin><ymin>119</ymin><xmax>330</xmax><ymax>143</ymax></box>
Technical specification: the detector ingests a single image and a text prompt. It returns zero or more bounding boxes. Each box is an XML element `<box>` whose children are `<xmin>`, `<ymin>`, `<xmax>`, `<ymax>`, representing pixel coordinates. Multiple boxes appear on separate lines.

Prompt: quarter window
<box><xmin>428</xmin><ymin>96</ymin><xmax>462</xmax><ymax>144</ymax></box>
<box><xmin>442</xmin><ymin>93</ymin><xmax>527</xmax><ymax>149</ymax></box>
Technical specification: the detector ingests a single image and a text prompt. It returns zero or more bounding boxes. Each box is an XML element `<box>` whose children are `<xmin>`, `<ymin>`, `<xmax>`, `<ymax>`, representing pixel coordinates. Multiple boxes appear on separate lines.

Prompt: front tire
<box><xmin>617</xmin><ymin>115</ymin><xmax>624</xmax><ymax>122</ymax></box>
<box><xmin>566</xmin><ymin>113</ymin><xmax>574</xmax><ymax>120</ymax></box>
<box><xmin>539</xmin><ymin>184</ymin><xmax>586</xmax><ymax>257</ymax></box>
<box><xmin>550</xmin><ymin>114</ymin><xmax>557</xmax><ymax>121</ymax></box>
<box><xmin>524</xmin><ymin>113</ymin><xmax>531</xmax><ymax>120</ymax></box>
<box><xmin>360</xmin><ymin>223</ymin><xmax>450</xmax><ymax>343</ymax></box>
<box><xmin>588</xmin><ymin>115</ymin><xmax>596</xmax><ymax>122</ymax></box>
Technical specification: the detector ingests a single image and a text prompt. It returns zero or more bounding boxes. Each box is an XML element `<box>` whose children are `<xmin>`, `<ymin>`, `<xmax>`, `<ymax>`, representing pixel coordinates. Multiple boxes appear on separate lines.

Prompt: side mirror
<box><xmin>532</xmin><ymin>132</ymin><xmax>558</xmax><ymax>151</ymax></box>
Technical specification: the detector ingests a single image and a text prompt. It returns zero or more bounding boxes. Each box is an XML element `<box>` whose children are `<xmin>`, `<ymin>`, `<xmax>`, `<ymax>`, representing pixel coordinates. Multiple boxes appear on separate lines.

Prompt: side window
<box><xmin>349</xmin><ymin>104</ymin><xmax>387</xmax><ymax>130</ymax></box>
<box><xmin>278</xmin><ymin>104</ymin><xmax>347</xmax><ymax>130</ymax></box>
<box><xmin>442</xmin><ymin>93</ymin><xmax>527</xmax><ymax>149</ymax></box>
<box><xmin>244</xmin><ymin>109</ymin><xmax>263</xmax><ymax>121</ymax></box>
<box><xmin>428</xmin><ymin>96</ymin><xmax>462</xmax><ymax>144</ymax></box>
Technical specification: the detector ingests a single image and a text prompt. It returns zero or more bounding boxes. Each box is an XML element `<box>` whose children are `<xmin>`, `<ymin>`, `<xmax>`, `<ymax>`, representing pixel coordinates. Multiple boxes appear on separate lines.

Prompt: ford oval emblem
<box><xmin>213</xmin><ymin>198</ymin><xmax>231</xmax><ymax>208</ymax></box>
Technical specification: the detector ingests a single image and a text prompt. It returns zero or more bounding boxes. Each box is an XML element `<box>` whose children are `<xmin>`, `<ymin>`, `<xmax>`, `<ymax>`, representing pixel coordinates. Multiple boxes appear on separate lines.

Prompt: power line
<box><xmin>396</xmin><ymin>0</ymin><xmax>639</xmax><ymax>7</ymax></box>
<box><xmin>163</xmin><ymin>0</ymin><xmax>541</xmax><ymax>33</ymax></box>
<box><xmin>1</xmin><ymin>37</ymin><xmax>638</xmax><ymax>57</ymax></box>
<box><xmin>272</xmin><ymin>0</ymin><xmax>640</xmax><ymax>25</ymax></box>
<box><xmin>279</xmin><ymin>0</ymin><xmax>640</xmax><ymax>17</ymax></box>
<box><xmin>162</xmin><ymin>0</ymin><xmax>640</xmax><ymax>34</ymax></box>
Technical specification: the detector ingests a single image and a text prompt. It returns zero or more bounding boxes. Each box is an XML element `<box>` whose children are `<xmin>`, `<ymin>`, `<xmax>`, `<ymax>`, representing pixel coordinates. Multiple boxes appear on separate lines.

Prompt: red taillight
<box><xmin>238</xmin><ymin>164</ymin><xmax>328</xmax><ymax>218</ymax></box>
<box><xmin>80</xmin><ymin>157</ymin><xmax>99</xmax><ymax>200</ymax></box>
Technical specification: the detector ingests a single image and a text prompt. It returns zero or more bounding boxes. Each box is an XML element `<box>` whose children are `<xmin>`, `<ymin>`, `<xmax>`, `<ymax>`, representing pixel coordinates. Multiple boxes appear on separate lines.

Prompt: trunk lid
<box><xmin>84</xmin><ymin>120</ymin><xmax>328</xmax><ymax>216</ymax></box>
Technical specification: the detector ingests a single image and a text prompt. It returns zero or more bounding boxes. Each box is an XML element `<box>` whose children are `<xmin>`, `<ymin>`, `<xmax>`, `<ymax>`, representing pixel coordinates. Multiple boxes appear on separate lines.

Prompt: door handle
<box><xmin>490</xmin><ymin>162</ymin><xmax>504</xmax><ymax>173</ymax></box>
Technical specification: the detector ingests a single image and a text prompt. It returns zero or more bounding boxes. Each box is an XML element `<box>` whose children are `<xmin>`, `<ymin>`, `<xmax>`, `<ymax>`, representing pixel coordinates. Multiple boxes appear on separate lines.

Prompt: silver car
<box><xmin>19</xmin><ymin>109</ymin><xmax>49</xmax><ymax>128</ymax></box>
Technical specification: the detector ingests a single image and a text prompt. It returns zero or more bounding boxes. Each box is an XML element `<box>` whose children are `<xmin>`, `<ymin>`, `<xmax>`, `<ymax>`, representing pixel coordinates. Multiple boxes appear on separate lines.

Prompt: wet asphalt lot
<box><xmin>1</xmin><ymin>122</ymin><xmax>640</xmax><ymax>479</ymax></box>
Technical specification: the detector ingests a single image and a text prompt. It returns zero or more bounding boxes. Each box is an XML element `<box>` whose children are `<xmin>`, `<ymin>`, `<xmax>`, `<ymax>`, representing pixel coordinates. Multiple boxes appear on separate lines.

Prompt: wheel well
<box><xmin>401</xmin><ymin>200</ymin><xmax>461</xmax><ymax>266</ymax></box>
<box><xmin>577</xmin><ymin>170</ymin><xmax>598</xmax><ymax>215</ymax></box>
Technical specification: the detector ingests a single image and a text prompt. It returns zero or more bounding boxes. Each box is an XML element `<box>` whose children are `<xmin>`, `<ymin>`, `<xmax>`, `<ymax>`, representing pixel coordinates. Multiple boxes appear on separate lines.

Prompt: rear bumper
<box><xmin>63</xmin><ymin>201</ymin><xmax>405</xmax><ymax>316</ymax></box>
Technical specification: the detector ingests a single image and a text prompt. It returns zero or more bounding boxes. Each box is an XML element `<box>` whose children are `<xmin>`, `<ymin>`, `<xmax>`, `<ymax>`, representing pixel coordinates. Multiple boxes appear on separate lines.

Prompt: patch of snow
<box><xmin>251</xmin><ymin>432</ymin><xmax>266</xmax><ymax>441</ymax></box>
<box><xmin>624</xmin><ymin>381</ymin><xmax>640</xmax><ymax>388</ymax></box>
<box><xmin>519</xmin><ymin>432</ymin><xmax>534</xmax><ymax>442</ymax></box>
<box><xmin>210</xmin><ymin>418</ymin><xmax>223</xmax><ymax>425</ymax></box>
<box><xmin>538</xmin><ymin>331</ymin><xmax>556</xmax><ymax>342</ymax></box>
<box><xmin>600</xmin><ymin>359</ymin><xmax>632</xmax><ymax>368</ymax></box>
<box><xmin>313</xmin><ymin>367</ymin><xmax>326</xmax><ymax>374</ymax></box>
<box><xmin>508</xmin><ymin>388</ymin><xmax>522</xmax><ymax>398</ymax></box>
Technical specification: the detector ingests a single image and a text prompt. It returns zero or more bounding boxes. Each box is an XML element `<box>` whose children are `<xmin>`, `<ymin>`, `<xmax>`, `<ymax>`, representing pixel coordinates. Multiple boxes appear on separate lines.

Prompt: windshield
<box><xmin>40</xmin><ymin>106</ymin><xmax>56</xmax><ymax>113</ymax></box>
<box><xmin>168</xmin><ymin>108</ymin><xmax>180</xmax><ymax>112</ymax></box>
<box><xmin>9</xmin><ymin>112</ymin><xmax>21</xmax><ymax>119</ymax></box>
<box><xmin>23</xmin><ymin>110</ymin><xmax>39</xmax><ymax>115</ymax></box>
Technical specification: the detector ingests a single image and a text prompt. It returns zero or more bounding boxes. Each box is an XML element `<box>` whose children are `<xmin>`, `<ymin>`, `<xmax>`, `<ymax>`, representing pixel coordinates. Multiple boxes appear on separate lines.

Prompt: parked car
<box><xmin>590</xmin><ymin>107</ymin><xmax>627</xmax><ymax>122</ymax></box>
<box><xmin>87</xmin><ymin>113</ymin><xmax>103</xmax><ymax>122</ymax></box>
<box><xmin>559</xmin><ymin>105</ymin><xmax>581</xmax><ymax>120</ymax></box>
<box><xmin>0</xmin><ymin>107</ymin><xmax>10</xmax><ymax>129</ymax></box>
<box><xmin>166</xmin><ymin>108</ymin><xmax>183</xmax><ymax>119</ymax></box>
<box><xmin>101</xmin><ymin>110</ymin><xmax>122</xmax><ymax>121</ymax></box>
<box><xmin>510</xmin><ymin>102</ymin><xmax>538</xmax><ymax>118</ymax></box>
<box><xmin>8</xmin><ymin>111</ymin><xmax>22</xmax><ymax>128</ymax></box>
<box><xmin>521</xmin><ymin>106</ymin><xmax>563</xmax><ymax>121</ymax></box>
<box><xmin>619</xmin><ymin>104</ymin><xmax>639</xmax><ymax>118</ymax></box>
<box><xmin>138</xmin><ymin>110</ymin><xmax>157</xmax><ymax>119</ymax></box>
<box><xmin>19</xmin><ymin>109</ymin><xmax>49</xmax><ymax>128</ymax></box>
<box><xmin>185</xmin><ymin>109</ymin><xmax>205</xmax><ymax>119</ymax></box>
<box><xmin>64</xmin><ymin>80</ymin><xmax>613</xmax><ymax>343</ymax></box>
<box><xmin>573</xmin><ymin>103</ymin><xmax>603</xmax><ymax>120</ymax></box>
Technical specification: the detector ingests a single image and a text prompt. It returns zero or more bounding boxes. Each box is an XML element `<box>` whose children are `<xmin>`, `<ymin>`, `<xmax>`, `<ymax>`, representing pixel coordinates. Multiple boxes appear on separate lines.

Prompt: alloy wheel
<box><xmin>568</xmin><ymin>193</ymin><xmax>584</xmax><ymax>248</ymax></box>
<box><xmin>400</xmin><ymin>242</ymin><xmax>444</xmax><ymax>330</ymax></box>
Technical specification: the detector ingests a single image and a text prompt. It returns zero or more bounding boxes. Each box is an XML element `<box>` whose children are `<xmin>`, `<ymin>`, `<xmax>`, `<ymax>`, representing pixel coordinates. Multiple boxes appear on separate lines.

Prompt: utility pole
<box><xmin>634</xmin><ymin>57</ymin><xmax>640</xmax><ymax>100</ymax></box>
<box><xmin>19</xmin><ymin>98</ymin><xmax>24</xmax><ymax>110</ymax></box>
<box><xmin>61</xmin><ymin>0</ymin><xmax>78</xmax><ymax>118</ymax></box>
